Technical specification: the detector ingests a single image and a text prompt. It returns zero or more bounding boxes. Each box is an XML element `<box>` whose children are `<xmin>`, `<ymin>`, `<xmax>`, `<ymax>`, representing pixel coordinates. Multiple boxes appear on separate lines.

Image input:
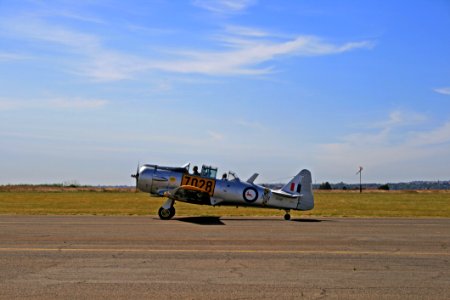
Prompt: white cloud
<box><xmin>224</xmin><ymin>25</ymin><xmax>270</xmax><ymax>37</ymax></box>
<box><xmin>46</xmin><ymin>10</ymin><xmax>105</xmax><ymax>24</ymax></box>
<box><xmin>49</xmin><ymin>98</ymin><xmax>108</xmax><ymax>109</ymax></box>
<box><xmin>0</xmin><ymin>52</ymin><xmax>30</xmax><ymax>62</ymax></box>
<box><xmin>2</xmin><ymin>17</ymin><xmax>146</xmax><ymax>81</ymax></box>
<box><xmin>411</xmin><ymin>121</ymin><xmax>450</xmax><ymax>146</ymax></box>
<box><xmin>314</xmin><ymin>112</ymin><xmax>450</xmax><ymax>181</ymax></box>
<box><xmin>235</xmin><ymin>119</ymin><xmax>265</xmax><ymax>130</ymax></box>
<box><xmin>149</xmin><ymin>36</ymin><xmax>374</xmax><ymax>75</ymax></box>
<box><xmin>434</xmin><ymin>87</ymin><xmax>450</xmax><ymax>95</ymax></box>
<box><xmin>9</xmin><ymin>19</ymin><xmax>99</xmax><ymax>49</ymax></box>
<box><xmin>2</xmin><ymin>15</ymin><xmax>374</xmax><ymax>80</ymax></box>
<box><xmin>193</xmin><ymin>0</ymin><xmax>257</xmax><ymax>14</ymax></box>
<box><xmin>207</xmin><ymin>130</ymin><xmax>225</xmax><ymax>141</ymax></box>
<box><xmin>0</xmin><ymin>98</ymin><xmax>108</xmax><ymax>111</ymax></box>
<box><xmin>0</xmin><ymin>100</ymin><xmax>20</xmax><ymax>110</ymax></box>
<box><xmin>371</xmin><ymin>110</ymin><xmax>427</xmax><ymax>129</ymax></box>
<box><xmin>127</xmin><ymin>24</ymin><xmax>179</xmax><ymax>36</ymax></box>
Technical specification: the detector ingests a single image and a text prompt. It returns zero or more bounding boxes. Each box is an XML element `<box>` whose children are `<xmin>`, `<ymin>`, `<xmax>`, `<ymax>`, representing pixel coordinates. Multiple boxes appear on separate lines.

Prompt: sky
<box><xmin>0</xmin><ymin>0</ymin><xmax>450</xmax><ymax>185</ymax></box>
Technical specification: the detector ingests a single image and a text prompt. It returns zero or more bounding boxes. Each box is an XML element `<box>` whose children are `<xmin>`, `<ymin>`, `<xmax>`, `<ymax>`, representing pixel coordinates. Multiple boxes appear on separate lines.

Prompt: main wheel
<box><xmin>284</xmin><ymin>213</ymin><xmax>291</xmax><ymax>221</ymax></box>
<box><xmin>158</xmin><ymin>206</ymin><xmax>175</xmax><ymax>220</ymax></box>
<box><xmin>169</xmin><ymin>206</ymin><xmax>176</xmax><ymax>219</ymax></box>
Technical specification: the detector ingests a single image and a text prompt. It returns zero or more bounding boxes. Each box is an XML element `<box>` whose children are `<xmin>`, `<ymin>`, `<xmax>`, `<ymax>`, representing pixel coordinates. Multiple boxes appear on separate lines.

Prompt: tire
<box><xmin>284</xmin><ymin>213</ymin><xmax>291</xmax><ymax>221</ymax></box>
<box><xmin>158</xmin><ymin>206</ymin><xmax>175</xmax><ymax>220</ymax></box>
<box><xmin>169</xmin><ymin>206</ymin><xmax>176</xmax><ymax>219</ymax></box>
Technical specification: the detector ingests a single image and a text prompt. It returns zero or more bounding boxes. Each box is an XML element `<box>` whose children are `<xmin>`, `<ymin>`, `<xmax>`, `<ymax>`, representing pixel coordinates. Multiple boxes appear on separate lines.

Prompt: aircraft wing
<box><xmin>164</xmin><ymin>185</ymin><xmax>211</xmax><ymax>205</ymax></box>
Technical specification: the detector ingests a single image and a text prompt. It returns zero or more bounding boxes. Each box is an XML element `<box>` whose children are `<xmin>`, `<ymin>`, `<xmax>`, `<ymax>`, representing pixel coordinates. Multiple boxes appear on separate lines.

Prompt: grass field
<box><xmin>0</xmin><ymin>189</ymin><xmax>449</xmax><ymax>218</ymax></box>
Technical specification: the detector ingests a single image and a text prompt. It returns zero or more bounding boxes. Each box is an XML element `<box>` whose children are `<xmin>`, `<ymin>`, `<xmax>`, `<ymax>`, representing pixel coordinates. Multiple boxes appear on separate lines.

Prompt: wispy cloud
<box><xmin>2</xmin><ymin>13</ymin><xmax>374</xmax><ymax>80</ymax></box>
<box><xmin>315</xmin><ymin>112</ymin><xmax>450</xmax><ymax>177</ymax></box>
<box><xmin>150</xmin><ymin>36</ymin><xmax>374</xmax><ymax>75</ymax></box>
<box><xmin>0</xmin><ymin>100</ymin><xmax>20</xmax><ymax>111</ymax></box>
<box><xmin>46</xmin><ymin>10</ymin><xmax>105</xmax><ymax>24</ymax></box>
<box><xmin>434</xmin><ymin>87</ymin><xmax>450</xmax><ymax>95</ymax></box>
<box><xmin>6</xmin><ymin>17</ymin><xmax>98</xmax><ymax>48</ymax></box>
<box><xmin>0</xmin><ymin>98</ymin><xmax>108</xmax><ymax>111</ymax></box>
<box><xmin>0</xmin><ymin>52</ymin><xmax>30</xmax><ymax>62</ymax></box>
<box><xmin>2</xmin><ymin>16</ymin><xmax>146</xmax><ymax>81</ymax></box>
<box><xmin>193</xmin><ymin>0</ymin><xmax>257</xmax><ymax>14</ymax></box>
<box><xmin>224</xmin><ymin>25</ymin><xmax>270</xmax><ymax>37</ymax></box>
<box><xmin>188</xmin><ymin>23</ymin><xmax>373</xmax><ymax>73</ymax></box>
<box><xmin>49</xmin><ymin>98</ymin><xmax>108</xmax><ymax>109</ymax></box>
<box><xmin>207</xmin><ymin>130</ymin><xmax>225</xmax><ymax>141</ymax></box>
<box><xmin>126</xmin><ymin>24</ymin><xmax>179</xmax><ymax>36</ymax></box>
<box><xmin>371</xmin><ymin>110</ymin><xmax>427</xmax><ymax>129</ymax></box>
<box><xmin>411</xmin><ymin>121</ymin><xmax>450</xmax><ymax>146</ymax></box>
<box><xmin>235</xmin><ymin>119</ymin><xmax>265</xmax><ymax>131</ymax></box>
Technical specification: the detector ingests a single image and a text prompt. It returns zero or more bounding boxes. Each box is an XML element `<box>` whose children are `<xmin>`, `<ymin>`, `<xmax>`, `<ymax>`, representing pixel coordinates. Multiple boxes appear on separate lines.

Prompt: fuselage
<box><xmin>136</xmin><ymin>164</ymin><xmax>313</xmax><ymax>211</ymax></box>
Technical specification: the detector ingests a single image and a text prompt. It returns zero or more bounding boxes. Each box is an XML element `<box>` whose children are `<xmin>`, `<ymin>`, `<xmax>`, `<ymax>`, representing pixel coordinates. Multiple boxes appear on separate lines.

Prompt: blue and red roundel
<box><xmin>243</xmin><ymin>187</ymin><xmax>259</xmax><ymax>203</ymax></box>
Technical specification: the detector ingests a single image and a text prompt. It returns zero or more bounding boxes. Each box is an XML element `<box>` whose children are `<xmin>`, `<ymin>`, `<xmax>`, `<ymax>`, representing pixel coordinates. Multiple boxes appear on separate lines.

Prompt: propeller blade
<box><xmin>133</xmin><ymin>162</ymin><xmax>140</xmax><ymax>192</ymax></box>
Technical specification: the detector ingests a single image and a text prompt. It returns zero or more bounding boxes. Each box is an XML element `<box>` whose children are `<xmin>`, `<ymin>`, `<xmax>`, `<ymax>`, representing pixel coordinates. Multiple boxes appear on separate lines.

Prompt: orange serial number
<box><xmin>181</xmin><ymin>175</ymin><xmax>216</xmax><ymax>196</ymax></box>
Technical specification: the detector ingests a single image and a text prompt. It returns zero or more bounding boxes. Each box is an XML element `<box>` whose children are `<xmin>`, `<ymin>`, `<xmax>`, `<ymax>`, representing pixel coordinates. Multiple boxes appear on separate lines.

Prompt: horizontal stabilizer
<box><xmin>272</xmin><ymin>190</ymin><xmax>299</xmax><ymax>198</ymax></box>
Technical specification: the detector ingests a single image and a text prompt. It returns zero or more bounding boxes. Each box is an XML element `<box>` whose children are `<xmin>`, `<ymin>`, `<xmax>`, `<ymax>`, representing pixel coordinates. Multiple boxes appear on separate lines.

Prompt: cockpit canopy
<box><xmin>186</xmin><ymin>163</ymin><xmax>239</xmax><ymax>181</ymax></box>
<box><xmin>201</xmin><ymin>165</ymin><xmax>218</xmax><ymax>179</ymax></box>
<box><xmin>227</xmin><ymin>171</ymin><xmax>240</xmax><ymax>181</ymax></box>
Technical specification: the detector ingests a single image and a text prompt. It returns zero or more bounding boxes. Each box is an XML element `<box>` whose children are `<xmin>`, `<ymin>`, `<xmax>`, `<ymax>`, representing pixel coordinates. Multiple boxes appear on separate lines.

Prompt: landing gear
<box><xmin>158</xmin><ymin>206</ymin><xmax>175</xmax><ymax>220</ymax></box>
<box><xmin>284</xmin><ymin>210</ymin><xmax>291</xmax><ymax>221</ymax></box>
<box><xmin>158</xmin><ymin>198</ymin><xmax>175</xmax><ymax>220</ymax></box>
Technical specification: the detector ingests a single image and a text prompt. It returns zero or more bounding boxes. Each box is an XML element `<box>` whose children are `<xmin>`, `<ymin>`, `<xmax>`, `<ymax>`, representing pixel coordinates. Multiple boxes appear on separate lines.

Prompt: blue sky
<box><xmin>1</xmin><ymin>0</ymin><xmax>449</xmax><ymax>185</ymax></box>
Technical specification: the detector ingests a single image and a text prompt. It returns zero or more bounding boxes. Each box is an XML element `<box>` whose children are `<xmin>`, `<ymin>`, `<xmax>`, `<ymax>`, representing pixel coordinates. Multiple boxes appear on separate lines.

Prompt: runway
<box><xmin>1</xmin><ymin>216</ymin><xmax>449</xmax><ymax>299</ymax></box>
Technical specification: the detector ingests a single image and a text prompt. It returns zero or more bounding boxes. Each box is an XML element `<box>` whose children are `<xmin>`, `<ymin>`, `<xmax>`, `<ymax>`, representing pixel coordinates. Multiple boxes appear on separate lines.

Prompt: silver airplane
<box><xmin>131</xmin><ymin>163</ymin><xmax>314</xmax><ymax>220</ymax></box>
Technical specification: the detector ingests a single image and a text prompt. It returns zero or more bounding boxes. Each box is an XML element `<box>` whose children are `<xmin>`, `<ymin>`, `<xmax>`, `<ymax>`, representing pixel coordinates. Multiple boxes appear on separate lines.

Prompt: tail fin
<box><xmin>281</xmin><ymin>169</ymin><xmax>314</xmax><ymax>210</ymax></box>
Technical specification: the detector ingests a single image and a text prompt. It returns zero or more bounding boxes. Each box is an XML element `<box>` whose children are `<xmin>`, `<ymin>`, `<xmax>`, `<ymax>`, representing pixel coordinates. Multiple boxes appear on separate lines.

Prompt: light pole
<box><xmin>356</xmin><ymin>166</ymin><xmax>363</xmax><ymax>193</ymax></box>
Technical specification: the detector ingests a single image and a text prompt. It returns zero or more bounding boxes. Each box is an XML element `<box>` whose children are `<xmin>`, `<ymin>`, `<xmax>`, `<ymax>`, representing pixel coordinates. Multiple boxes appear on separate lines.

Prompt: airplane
<box><xmin>131</xmin><ymin>163</ymin><xmax>314</xmax><ymax>220</ymax></box>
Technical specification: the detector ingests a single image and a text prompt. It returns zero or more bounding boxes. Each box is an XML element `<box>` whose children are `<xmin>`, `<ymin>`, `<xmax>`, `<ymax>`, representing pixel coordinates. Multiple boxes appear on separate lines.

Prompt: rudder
<box><xmin>297</xmin><ymin>169</ymin><xmax>314</xmax><ymax>210</ymax></box>
<box><xmin>281</xmin><ymin>169</ymin><xmax>314</xmax><ymax>211</ymax></box>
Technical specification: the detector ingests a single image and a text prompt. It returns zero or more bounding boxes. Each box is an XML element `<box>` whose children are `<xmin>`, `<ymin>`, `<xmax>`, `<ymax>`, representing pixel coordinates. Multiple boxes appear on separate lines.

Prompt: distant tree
<box><xmin>319</xmin><ymin>182</ymin><xmax>332</xmax><ymax>190</ymax></box>
<box><xmin>63</xmin><ymin>180</ymin><xmax>80</xmax><ymax>188</ymax></box>
<box><xmin>378</xmin><ymin>184</ymin><xmax>390</xmax><ymax>191</ymax></box>
<box><xmin>342</xmin><ymin>186</ymin><xmax>347</xmax><ymax>190</ymax></box>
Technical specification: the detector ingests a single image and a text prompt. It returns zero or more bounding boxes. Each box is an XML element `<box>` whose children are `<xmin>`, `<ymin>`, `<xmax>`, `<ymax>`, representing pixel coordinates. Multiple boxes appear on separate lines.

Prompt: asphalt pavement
<box><xmin>0</xmin><ymin>215</ymin><xmax>449</xmax><ymax>299</ymax></box>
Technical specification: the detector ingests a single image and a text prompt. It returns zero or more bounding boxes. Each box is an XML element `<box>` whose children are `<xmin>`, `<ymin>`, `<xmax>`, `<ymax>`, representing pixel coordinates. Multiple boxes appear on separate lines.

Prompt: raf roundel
<box><xmin>243</xmin><ymin>187</ymin><xmax>259</xmax><ymax>203</ymax></box>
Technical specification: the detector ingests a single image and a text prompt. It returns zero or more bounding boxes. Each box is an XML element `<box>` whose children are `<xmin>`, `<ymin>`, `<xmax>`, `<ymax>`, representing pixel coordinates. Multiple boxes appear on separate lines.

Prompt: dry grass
<box><xmin>0</xmin><ymin>189</ymin><xmax>449</xmax><ymax>218</ymax></box>
<box><xmin>0</xmin><ymin>185</ymin><xmax>133</xmax><ymax>193</ymax></box>
<box><xmin>306</xmin><ymin>190</ymin><xmax>450</xmax><ymax>217</ymax></box>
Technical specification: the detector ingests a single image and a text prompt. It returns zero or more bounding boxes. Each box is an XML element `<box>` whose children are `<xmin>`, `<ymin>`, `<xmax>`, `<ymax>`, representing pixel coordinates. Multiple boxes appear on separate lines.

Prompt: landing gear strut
<box><xmin>284</xmin><ymin>210</ymin><xmax>291</xmax><ymax>221</ymax></box>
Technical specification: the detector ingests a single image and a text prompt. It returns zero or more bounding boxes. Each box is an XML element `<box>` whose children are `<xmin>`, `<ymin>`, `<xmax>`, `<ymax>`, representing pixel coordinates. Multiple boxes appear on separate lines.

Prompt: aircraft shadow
<box><xmin>174</xmin><ymin>216</ymin><xmax>324</xmax><ymax>225</ymax></box>
<box><xmin>218</xmin><ymin>218</ymin><xmax>324</xmax><ymax>223</ymax></box>
<box><xmin>176</xmin><ymin>216</ymin><xmax>225</xmax><ymax>225</ymax></box>
<box><xmin>290</xmin><ymin>218</ymin><xmax>323</xmax><ymax>223</ymax></box>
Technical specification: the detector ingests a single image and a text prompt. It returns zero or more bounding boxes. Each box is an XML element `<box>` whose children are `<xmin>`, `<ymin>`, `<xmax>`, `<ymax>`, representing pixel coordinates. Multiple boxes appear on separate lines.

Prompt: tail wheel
<box><xmin>158</xmin><ymin>206</ymin><xmax>176</xmax><ymax>220</ymax></box>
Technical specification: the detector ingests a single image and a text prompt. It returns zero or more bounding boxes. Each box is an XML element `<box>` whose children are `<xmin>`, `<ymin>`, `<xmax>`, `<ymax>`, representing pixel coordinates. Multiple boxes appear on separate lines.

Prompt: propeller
<box><xmin>131</xmin><ymin>163</ymin><xmax>140</xmax><ymax>192</ymax></box>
